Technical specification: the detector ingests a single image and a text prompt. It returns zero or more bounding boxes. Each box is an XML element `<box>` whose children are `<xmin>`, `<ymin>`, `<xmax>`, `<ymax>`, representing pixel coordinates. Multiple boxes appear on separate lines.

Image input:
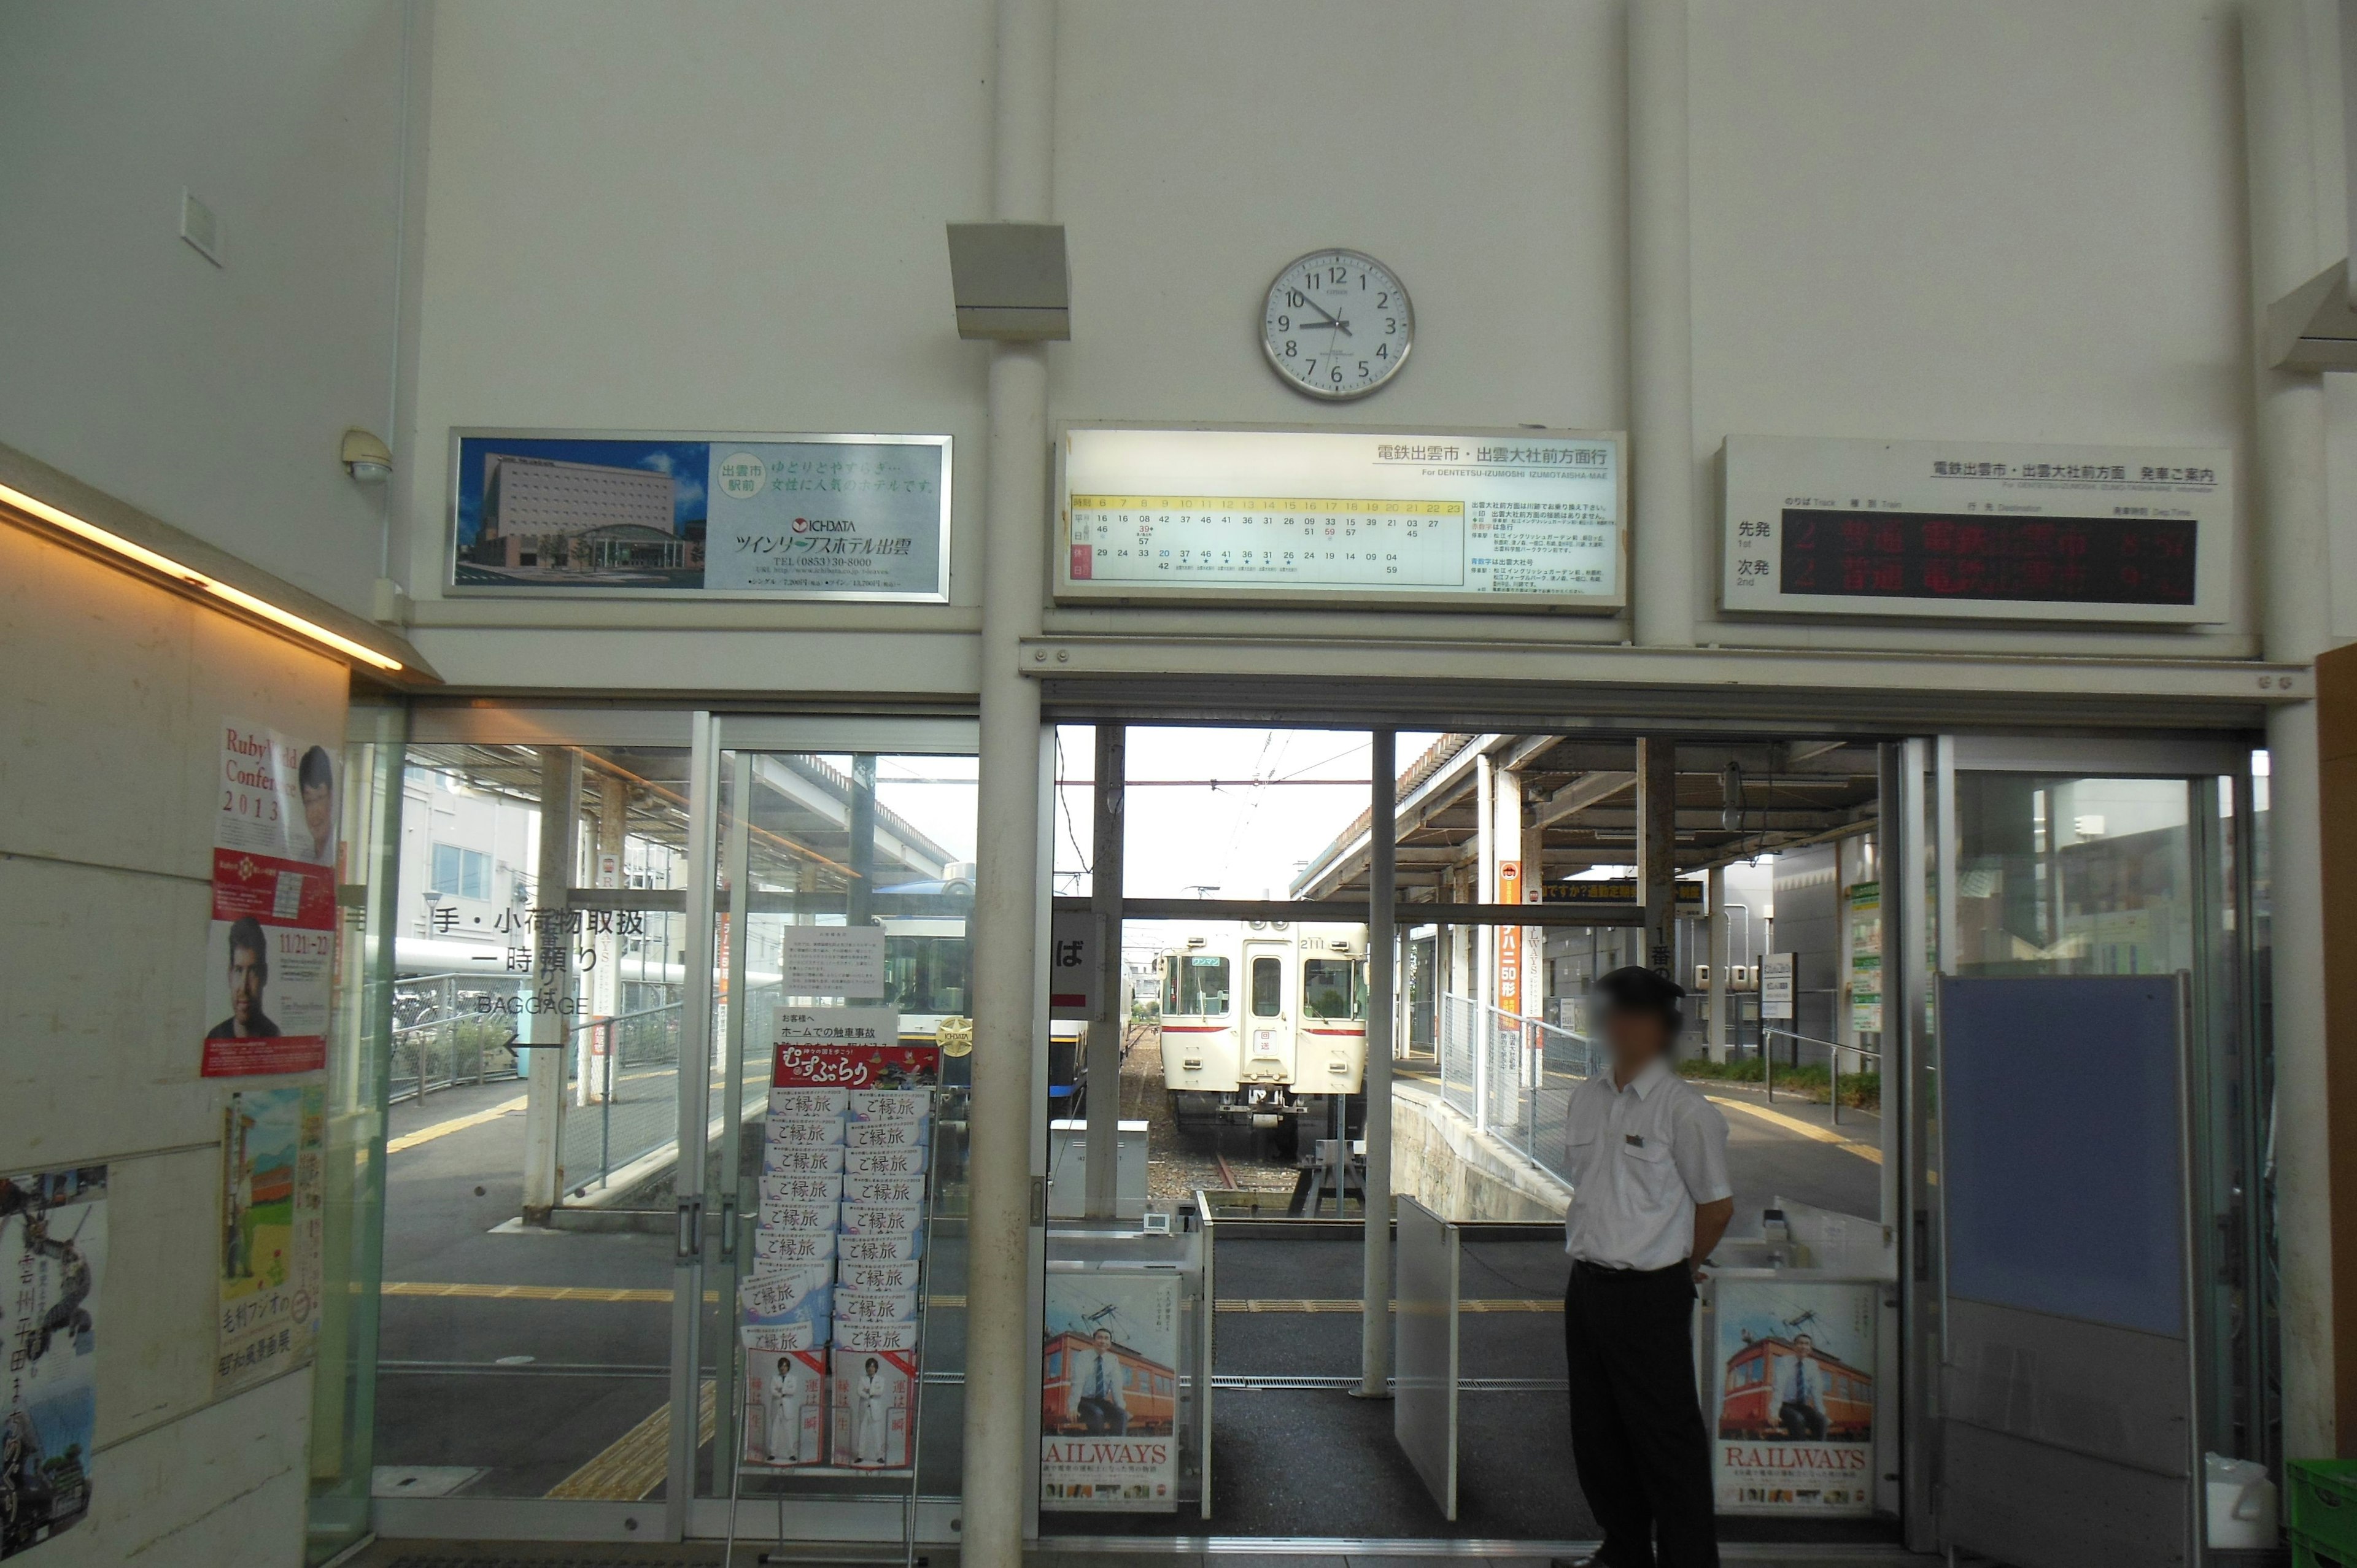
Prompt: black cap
<box><xmin>1592</xmin><ymin>965</ymin><xmax>1686</xmax><ymax>1026</ymax></box>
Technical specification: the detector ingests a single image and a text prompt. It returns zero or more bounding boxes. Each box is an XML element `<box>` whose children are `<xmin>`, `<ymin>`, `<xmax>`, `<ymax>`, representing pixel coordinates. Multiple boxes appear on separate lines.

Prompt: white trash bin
<box><xmin>2205</xmin><ymin>1452</ymin><xmax>2279</xmax><ymax>1550</ymax></box>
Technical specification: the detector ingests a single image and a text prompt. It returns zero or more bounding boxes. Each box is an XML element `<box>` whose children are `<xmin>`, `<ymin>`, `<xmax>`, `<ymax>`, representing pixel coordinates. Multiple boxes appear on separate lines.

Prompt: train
<box><xmin>1040</xmin><ymin>1329</ymin><xmax>1178</xmax><ymax>1435</ymax></box>
<box><xmin>1158</xmin><ymin>922</ymin><xmax>1368</xmax><ymax>1148</ymax></box>
<box><xmin>1716</xmin><ymin>1332</ymin><xmax>1874</xmax><ymax>1442</ymax></box>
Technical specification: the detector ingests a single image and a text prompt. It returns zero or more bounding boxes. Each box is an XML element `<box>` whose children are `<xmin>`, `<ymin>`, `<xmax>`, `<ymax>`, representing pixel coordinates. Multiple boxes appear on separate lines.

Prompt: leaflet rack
<box><xmin>721</xmin><ymin>1040</ymin><xmax>949</xmax><ymax>1568</ymax></box>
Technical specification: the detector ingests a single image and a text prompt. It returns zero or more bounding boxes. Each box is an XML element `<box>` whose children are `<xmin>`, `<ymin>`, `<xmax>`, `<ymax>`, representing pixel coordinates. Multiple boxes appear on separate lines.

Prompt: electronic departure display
<box><xmin>1778</xmin><ymin>510</ymin><xmax>2197</xmax><ymax>606</ymax></box>
<box><xmin>1720</xmin><ymin>435</ymin><xmax>2231</xmax><ymax>625</ymax></box>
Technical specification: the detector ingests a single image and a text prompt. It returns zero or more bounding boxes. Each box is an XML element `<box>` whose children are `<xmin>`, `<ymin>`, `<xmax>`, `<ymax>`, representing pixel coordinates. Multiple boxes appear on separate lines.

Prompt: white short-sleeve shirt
<box><xmin>1561</xmin><ymin>1056</ymin><xmax>1733</xmax><ymax>1272</ymax></box>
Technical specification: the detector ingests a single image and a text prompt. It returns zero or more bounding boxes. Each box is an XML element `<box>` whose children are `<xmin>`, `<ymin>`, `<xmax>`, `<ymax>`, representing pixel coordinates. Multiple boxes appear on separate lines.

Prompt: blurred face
<box><xmin>301</xmin><ymin>781</ymin><xmax>333</xmax><ymax>857</ymax></box>
<box><xmin>1794</xmin><ymin>1335</ymin><xmax>1813</xmax><ymax>1356</ymax></box>
<box><xmin>1602</xmin><ymin>1003</ymin><xmax>1671</xmax><ymax>1074</ymax></box>
<box><xmin>229</xmin><ymin>942</ymin><xmax>268</xmax><ymax>1028</ymax></box>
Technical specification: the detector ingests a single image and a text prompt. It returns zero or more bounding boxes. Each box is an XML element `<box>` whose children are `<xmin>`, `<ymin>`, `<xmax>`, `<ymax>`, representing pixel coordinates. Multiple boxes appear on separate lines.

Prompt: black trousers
<box><xmin>1563</xmin><ymin>1261</ymin><xmax>1719</xmax><ymax>1568</ymax></box>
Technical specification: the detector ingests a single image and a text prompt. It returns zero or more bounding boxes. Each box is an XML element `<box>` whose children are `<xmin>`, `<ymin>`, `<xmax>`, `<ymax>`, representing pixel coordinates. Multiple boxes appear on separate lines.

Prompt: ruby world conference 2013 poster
<box><xmin>203</xmin><ymin>722</ymin><xmax>339</xmax><ymax>1077</ymax></box>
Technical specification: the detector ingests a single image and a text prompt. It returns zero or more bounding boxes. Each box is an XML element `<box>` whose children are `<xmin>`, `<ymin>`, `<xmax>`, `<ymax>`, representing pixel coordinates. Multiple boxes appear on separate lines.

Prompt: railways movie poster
<box><xmin>1040</xmin><ymin>1272</ymin><xmax>1180</xmax><ymax>1512</ymax></box>
<box><xmin>1710</xmin><ymin>1277</ymin><xmax>1878</xmax><ymax>1516</ymax></box>
<box><xmin>2</xmin><ymin>1167</ymin><xmax>105</xmax><ymax>1560</ymax></box>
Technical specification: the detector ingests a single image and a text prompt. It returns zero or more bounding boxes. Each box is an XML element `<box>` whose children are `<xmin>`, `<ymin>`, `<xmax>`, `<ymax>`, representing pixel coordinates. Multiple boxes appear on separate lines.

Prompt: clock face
<box><xmin>1261</xmin><ymin>249</ymin><xmax>1412</xmax><ymax>400</ymax></box>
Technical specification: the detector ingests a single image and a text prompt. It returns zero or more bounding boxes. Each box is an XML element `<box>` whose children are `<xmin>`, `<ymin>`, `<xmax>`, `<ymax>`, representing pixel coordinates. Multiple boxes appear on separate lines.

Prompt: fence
<box><xmin>389</xmin><ymin>1014</ymin><xmax>522</xmax><ymax>1105</ymax></box>
<box><xmin>1434</xmin><ymin>992</ymin><xmax>1600</xmax><ymax>1191</ymax></box>
<box><xmin>1761</xmin><ymin>1028</ymin><xmax>1882</xmax><ymax>1125</ymax></box>
<box><xmin>553</xmin><ymin>982</ymin><xmax>780</xmax><ymax>1197</ymax></box>
<box><xmin>555</xmin><ymin>999</ymin><xmax>687</xmax><ymax>1194</ymax></box>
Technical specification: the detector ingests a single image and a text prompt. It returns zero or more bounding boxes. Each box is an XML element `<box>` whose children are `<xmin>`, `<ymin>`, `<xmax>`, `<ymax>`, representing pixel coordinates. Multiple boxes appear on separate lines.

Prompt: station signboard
<box><xmin>1719</xmin><ymin>435</ymin><xmax>2232</xmax><ymax>625</ymax></box>
<box><xmin>1056</xmin><ymin>423</ymin><xmax>1626</xmax><ymax>611</ymax></box>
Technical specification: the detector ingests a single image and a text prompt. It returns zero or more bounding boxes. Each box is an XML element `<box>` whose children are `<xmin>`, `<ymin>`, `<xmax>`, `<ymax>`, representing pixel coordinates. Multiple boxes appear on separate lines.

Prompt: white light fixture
<box><xmin>0</xmin><ymin>479</ymin><xmax>404</xmax><ymax>672</ymax></box>
<box><xmin>341</xmin><ymin>428</ymin><xmax>393</xmax><ymax>483</ymax></box>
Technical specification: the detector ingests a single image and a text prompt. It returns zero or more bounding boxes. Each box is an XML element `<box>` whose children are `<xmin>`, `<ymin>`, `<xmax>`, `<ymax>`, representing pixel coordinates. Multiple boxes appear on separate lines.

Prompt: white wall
<box><xmin>393</xmin><ymin>0</ymin><xmax>996</xmax><ymax>693</ymax></box>
<box><xmin>0</xmin><ymin>523</ymin><xmax>349</xmax><ymax>1567</ymax></box>
<box><xmin>0</xmin><ymin>0</ymin><xmax>411</xmax><ymax>620</ymax></box>
<box><xmin>1690</xmin><ymin>0</ymin><xmax>2261</xmax><ymax>659</ymax></box>
<box><xmin>1042</xmin><ymin>0</ymin><xmax>1630</xmax><ymax>647</ymax></box>
<box><xmin>386</xmin><ymin>0</ymin><xmax>2305</xmax><ymax>691</ymax></box>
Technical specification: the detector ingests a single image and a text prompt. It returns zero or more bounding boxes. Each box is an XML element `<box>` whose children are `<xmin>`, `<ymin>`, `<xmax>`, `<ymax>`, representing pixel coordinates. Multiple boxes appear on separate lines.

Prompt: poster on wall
<box><xmin>204</xmin><ymin>722</ymin><xmax>339</xmax><ymax>1076</ymax></box>
<box><xmin>1847</xmin><ymin>882</ymin><xmax>1883</xmax><ymax>1035</ymax></box>
<box><xmin>215</xmin><ymin>1085</ymin><xmax>324</xmax><ymax>1396</ymax></box>
<box><xmin>1709</xmin><ymin>1277</ymin><xmax>1877</xmax><ymax>1515</ymax></box>
<box><xmin>446</xmin><ymin>431</ymin><xmax>951</xmax><ymax>601</ymax></box>
<box><xmin>1040</xmin><ymin>1270</ymin><xmax>1180</xmax><ymax>1512</ymax></box>
<box><xmin>1</xmin><ymin>1167</ymin><xmax>106</xmax><ymax>1560</ymax></box>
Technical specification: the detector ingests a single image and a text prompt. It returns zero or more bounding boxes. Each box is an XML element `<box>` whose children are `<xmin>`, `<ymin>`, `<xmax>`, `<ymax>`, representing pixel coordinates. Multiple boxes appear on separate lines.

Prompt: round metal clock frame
<box><xmin>1260</xmin><ymin>248</ymin><xmax>1414</xmax><ymax>401</ymax></box>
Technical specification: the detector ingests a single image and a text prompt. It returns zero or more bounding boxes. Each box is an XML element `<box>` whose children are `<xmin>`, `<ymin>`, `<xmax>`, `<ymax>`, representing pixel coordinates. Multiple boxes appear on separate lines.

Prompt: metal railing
<box><xmin>557</xmin><ymin>998</ymin><xmax>686</xmax><ymax>1192</ymax></box>
<box><xmin>1435</xmin><ymin>992</ymin><xmax>1600</xmax><ymax>1191</ymax></box>
<box><xmin>1761</xmin><ymin>1028</ymin><xmax>1882</xmax><ymax>1125</ymax></box>
<box><xmin>389</xmin><ymin>1013</ymin><xmax>521</xmax><ymax>1104</ymax></box>
<box><xmin>552</xmin><ymin>983</ymin><xmax>778</xmax><ymax>1197</ymax></box>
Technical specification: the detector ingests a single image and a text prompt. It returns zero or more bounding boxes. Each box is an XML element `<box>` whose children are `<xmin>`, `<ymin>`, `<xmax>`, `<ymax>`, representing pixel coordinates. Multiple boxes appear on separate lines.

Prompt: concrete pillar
<box><xmin>1360</xmin><ymin>730</ymin><xmax>1398</xmax><ymax>1397</ymax></box>
<box><xmin>1706</xmin><ymin>863</ymin><xmax>1728</xmax><ymax>1063</ymax></box>
<box><xmin>521</xmin><ymin>746</ymin><xmax>580</xmax><ymax>1220</ymax></box>
<box><xmin>2243</xmin><ymin>0</ymin><xmax>2337</xmax><ymax>1458</ymax></box>
<box><xmin>963</xmin><ymin>0</ymin><xmax>1055</xmax><ymax>1553</ymax></box>
<box><xmin>1629</xmin><ymin>0</ymin><xmax>1696</xmax><ymax>651</ymax></box>
<box><xmin>1636</xmin><ymin>738</ymin><xmax>1678</xmax><ymax>977</ymax></box>
<box><xmin>1496</xmin><ymin>762</ymin><xmax>1531</xmax><ymax>1090</ymax></box>
<box><xmin>1085</xmin><ymin>724</ymin><xmax>1125</xmax><ymax>1218</ymax></box>
<box><xmin>583</xmin><ymin>771</ymin><xmax>625</xmax><ymax>1105</ymax></box>
<box><xmin>846</xmin><ymin>753</ymin><xmax>877</xmax><ymax>932</ymax></box>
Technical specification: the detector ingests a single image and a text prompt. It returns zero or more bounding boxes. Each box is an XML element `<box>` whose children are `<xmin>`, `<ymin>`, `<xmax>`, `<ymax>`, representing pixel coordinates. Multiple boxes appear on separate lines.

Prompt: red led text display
<box><xmin>1779</xmin><ymin>510</ymin><xmax>2196</xmax><ymax>606</ymax></box>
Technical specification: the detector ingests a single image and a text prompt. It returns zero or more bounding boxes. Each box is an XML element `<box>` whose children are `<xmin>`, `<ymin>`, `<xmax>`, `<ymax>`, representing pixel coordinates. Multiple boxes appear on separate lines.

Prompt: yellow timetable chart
<box><xmin>1067</xmin><ymin>494</ymin><xmax>1468</xmax><ymax>589</ymax></box>
<box><xmin>1065</xmin><ymin>492</ymin><xmax>1617</xmax><ymax>597</ymax></box>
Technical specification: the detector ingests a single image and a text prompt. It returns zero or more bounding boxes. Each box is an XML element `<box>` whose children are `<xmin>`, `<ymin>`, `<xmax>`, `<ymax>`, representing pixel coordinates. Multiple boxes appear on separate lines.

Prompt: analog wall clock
<box><xmin>1261</xmin><ymin>249</ymin><xmax>1413</xmax><ymax>400</ymax></box>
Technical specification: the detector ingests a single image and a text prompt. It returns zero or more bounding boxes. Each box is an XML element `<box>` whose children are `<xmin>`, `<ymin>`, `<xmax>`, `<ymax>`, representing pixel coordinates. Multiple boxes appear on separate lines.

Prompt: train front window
<box><xmin>1301</xmin><ymin>957</ymin><xmax>1365</xmax><ymax>1019</ymax></box>
<box><xmin>1250</xmin><ymin>956</ymin><xmax>1283</xmax><ymax>1016</ymax></box>
<box><xmin>1171</xmin><ymin>955</ymin><xmax>1230</xmax><ymax>1016</ymax></box>
<box><xmin>884</xmin><ymin>934</ymin><xmax>969</xmax><ymax>1014</ymax></box>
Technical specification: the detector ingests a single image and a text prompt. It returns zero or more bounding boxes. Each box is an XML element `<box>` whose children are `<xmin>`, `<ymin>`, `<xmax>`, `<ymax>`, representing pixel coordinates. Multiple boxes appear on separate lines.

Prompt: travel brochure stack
<box><xmin>740</xmin><ymin>1014</ymin><xmax>937</xmax><ymax>1473</ymax></box>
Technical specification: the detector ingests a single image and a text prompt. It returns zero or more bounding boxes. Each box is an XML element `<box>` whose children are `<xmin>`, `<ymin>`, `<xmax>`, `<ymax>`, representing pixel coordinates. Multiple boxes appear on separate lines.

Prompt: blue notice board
<box><xmin>1939</xmin><ymin>975</ymin><xmax>2186</xmax><ymax>1337</ymax></box>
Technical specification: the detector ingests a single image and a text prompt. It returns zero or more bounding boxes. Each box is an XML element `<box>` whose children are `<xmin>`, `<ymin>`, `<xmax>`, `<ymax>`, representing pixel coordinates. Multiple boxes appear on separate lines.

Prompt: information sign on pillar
<box><xmin>1761</xmin><ymin>954</ymin><xmax>1796</xmax><ymax>1022</ymax></box>
<box><xmin>1495</xmin><ymin>860</ymin><xmax>1523</xmax><ymax>1016</ymax></box>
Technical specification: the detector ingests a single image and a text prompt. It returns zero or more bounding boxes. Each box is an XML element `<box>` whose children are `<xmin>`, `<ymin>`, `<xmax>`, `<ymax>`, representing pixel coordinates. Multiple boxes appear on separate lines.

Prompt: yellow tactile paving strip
<box><xmin>544</xmin><ymin>1377</ymin><xmax>716</xmax><ymax>1500</ymax></box>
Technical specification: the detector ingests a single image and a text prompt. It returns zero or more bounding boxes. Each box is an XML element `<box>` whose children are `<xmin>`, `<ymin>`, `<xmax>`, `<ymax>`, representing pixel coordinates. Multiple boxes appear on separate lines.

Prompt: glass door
<box><xmin>368</xmin><ymin>716</ymin><xmax>711</xmax><ymax>1537</ymax></box>
<box><xmin>685</xmin><ymin>717</ymin><xmax>978</xmax><ymax>1543</ymax></box>
<box><xmin>1931</xmin><ymin>737</ymin><xmax>2268</xmax><ymax>1515</ymax></box>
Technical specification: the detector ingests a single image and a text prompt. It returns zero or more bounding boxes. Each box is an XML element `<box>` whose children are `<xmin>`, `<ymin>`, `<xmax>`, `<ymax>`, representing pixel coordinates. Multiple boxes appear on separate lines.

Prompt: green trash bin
<box><xmin>2288</xmin><ymin>1459</ymin><xmax>2357</xmax><ymax>1564</ymax></box>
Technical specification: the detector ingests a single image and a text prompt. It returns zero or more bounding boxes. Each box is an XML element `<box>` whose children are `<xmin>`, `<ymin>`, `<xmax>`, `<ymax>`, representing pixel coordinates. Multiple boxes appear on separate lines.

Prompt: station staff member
<box><xmin>1555</xmin><ymin>967</ymin><xmax>1733</xmax><ymax>1568</ymax></box>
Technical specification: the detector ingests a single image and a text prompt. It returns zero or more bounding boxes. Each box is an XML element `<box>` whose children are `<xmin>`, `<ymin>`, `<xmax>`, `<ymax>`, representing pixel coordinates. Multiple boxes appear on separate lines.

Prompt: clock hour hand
<box><xmin>1295</xmin><ymin>295</ymin><xmax>1342</xmax><ymax>327</ymax></box>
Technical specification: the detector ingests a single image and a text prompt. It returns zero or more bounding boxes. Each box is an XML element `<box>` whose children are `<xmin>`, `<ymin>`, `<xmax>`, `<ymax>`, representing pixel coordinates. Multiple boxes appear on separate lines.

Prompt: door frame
<box><xmin>363</xmin><ymin>701</ymin><xmax>2268</xmax><ymax>1552</ymax></box>
<box><xmin>1919</xmin><ymin>731</ymin><xmax>2266</xmax><ymax>1561</ymax></box>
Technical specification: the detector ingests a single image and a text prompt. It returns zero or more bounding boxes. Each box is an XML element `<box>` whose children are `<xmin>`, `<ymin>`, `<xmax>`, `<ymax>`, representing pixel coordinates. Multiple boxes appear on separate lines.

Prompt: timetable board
<box><xmin>1056</xmin><ymin>424</ymin><xmax>1626</xmax><ymax>610</ymax></box>
<box><xmin>1719</xmin><ymin>434</ymin><xmax>2232</xmax><ymax>625</ymax></box>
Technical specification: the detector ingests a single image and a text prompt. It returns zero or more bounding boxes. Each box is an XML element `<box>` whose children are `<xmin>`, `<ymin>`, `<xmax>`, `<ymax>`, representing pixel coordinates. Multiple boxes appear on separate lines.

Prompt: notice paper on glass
<box><xmin>1056</xmin><ymin>423</ymin><xmax>1625</xmax><ymax>611</ymax></box>
<box><xmin>780</xmin><ymin>927</ymin><xmax>886</xmax><ymax>998</ymax></box>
